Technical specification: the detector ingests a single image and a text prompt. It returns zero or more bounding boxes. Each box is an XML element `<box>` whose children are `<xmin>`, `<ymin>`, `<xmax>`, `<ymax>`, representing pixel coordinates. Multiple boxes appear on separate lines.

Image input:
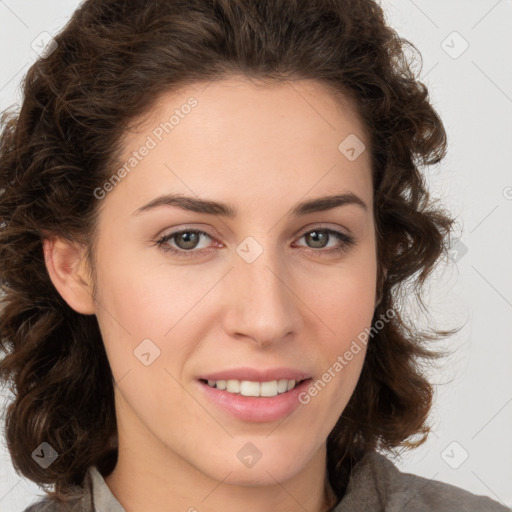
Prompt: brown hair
<box><xmin>0</xmin><ymin>0</ymin><xmax>454</xmax><ymax>502</ymax></box>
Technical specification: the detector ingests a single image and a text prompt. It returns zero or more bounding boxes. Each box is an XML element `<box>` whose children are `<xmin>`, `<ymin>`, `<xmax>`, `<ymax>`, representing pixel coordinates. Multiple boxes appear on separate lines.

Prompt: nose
<box><xmin>222</xmin><ymin>242</ymin><xmax>303</xmax><ymax>347</ymax></box>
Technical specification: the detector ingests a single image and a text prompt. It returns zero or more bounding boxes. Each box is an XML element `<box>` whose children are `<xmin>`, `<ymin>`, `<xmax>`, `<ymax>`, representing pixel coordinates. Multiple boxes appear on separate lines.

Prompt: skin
<box><xmin>44</xmin><ymin>76</ymin><xmax>377</xmax><ymax>512</ymax></box>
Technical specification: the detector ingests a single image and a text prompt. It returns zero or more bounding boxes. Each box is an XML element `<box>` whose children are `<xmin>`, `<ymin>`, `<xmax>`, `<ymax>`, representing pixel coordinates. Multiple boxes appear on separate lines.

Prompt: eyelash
<box><xmin>154</xmin><ymin>226</ymin><xmax>356</xmax><ymax>259</ymax></box>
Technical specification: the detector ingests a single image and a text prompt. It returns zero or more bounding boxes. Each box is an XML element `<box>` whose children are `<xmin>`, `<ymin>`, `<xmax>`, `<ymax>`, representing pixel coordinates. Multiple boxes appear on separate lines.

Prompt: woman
<box><xmin>0</xmin><ymin>0</ymin><xmax>507</xmax><ymax>511</ymax></box>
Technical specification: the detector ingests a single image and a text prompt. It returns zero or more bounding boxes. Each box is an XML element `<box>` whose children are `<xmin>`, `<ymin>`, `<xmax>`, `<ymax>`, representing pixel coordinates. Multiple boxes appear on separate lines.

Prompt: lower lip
<box><xmin>197</xmin><ymin>379</ymin><xmax>312</xmax><ymax>423</ymax></box>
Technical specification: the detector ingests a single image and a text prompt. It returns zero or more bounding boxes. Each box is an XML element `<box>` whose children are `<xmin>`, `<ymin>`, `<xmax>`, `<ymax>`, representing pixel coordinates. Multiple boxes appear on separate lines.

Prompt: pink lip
<box><xmin>197</xmin><ymin>378</ymin><xmax>313</xmax><ymax>422</ymax></box>
<box><xmin>198</xmin><ymin>367</ymin><xmax>312</xmax><ymax>382</ymax></box>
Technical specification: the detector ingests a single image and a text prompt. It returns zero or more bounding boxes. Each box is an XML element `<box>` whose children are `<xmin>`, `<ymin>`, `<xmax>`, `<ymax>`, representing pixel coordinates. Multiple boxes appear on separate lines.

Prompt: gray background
<box><xmin>0</xmin><ymin>0</ymin><xmax>511</xmax><ymax>510</ymax></box>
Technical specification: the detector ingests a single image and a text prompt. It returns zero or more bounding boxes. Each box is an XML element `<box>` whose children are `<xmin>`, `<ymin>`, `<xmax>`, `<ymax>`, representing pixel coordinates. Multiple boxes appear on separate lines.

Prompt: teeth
<box><xmin>226</xmin><ymin>379</ymin><xmax>240</xmax><ymax>393</ymax></box>
<box><xmin>205</xmin><ymin>378</ymin><xmax>299</xmax><ymax>396</ymax></box>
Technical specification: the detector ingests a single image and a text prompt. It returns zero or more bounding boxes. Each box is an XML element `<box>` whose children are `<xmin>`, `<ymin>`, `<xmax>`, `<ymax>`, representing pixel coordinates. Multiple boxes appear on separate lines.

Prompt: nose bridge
<box><xmin>226</xmin><ymin>236</ymin><xmax>301</xmax><ymax>344</ymax></box>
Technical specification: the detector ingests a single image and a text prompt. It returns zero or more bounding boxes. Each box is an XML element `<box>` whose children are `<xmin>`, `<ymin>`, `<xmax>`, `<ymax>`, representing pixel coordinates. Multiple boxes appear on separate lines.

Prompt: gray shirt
<box><xmin>23</xmin><ymin>451</ymin><xmax>508</xmax><ymax>511</ymax></box>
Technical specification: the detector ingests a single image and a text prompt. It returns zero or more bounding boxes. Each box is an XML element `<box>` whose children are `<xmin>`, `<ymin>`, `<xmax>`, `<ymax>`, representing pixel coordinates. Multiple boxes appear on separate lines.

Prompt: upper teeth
<box><xmin>207</xmin><ymin>379</ymin><xmax>297</xmax><ymax>397</ymax></box>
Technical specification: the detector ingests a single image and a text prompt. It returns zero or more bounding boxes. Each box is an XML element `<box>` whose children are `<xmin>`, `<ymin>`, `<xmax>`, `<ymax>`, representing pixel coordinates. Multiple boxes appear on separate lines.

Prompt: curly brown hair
<box><xmin>0</xmin><ymin>0</ymin><xmax>454</xmax><ymax>502</ymax></box>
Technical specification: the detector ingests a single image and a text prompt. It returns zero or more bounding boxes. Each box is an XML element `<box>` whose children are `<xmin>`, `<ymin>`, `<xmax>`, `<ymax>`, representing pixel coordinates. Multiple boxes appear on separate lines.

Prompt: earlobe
<box><xmin>42</xmin><ymin>236</ymin><xmax>96</xmax><ymax>315</ymax></box>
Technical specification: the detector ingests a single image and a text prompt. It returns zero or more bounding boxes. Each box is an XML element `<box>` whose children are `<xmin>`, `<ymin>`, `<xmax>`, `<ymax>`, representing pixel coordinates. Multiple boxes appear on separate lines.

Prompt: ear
<box><xmin>42</xmin><ymin>236</ymin><xmax>96</xmax><ymax>315</ymax></box>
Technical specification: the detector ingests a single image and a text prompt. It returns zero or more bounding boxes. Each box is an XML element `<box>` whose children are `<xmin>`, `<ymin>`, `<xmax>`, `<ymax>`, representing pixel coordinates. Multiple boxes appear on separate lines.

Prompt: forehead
<box><xmin>139</xmin><ymin>76</ymin><xmax>368</xmax><ymax>152</ymax></box>
<box><xmin>106</xmin><ymin>76</ymin><xmax>373</xmax><ymax>217</ymax></box>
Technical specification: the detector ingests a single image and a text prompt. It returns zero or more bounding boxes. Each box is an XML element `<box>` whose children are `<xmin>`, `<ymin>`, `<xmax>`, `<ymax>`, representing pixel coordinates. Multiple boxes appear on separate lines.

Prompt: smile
<box><xmin>201</xmin><ymin>378</ymin><xmax>303</xmax><ymax>397</ymax></box>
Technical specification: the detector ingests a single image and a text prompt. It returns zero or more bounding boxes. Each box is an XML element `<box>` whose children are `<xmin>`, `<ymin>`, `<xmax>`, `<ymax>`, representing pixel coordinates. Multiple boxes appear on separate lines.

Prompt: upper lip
<box><xmin>199</xmin><ymin>367</ymin><xmax>312</xmax><ymax>383</ymax></box>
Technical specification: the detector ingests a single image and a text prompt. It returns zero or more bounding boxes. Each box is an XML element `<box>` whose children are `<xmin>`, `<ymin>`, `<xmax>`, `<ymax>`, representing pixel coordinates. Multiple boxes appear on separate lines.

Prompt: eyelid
<box><xmin>295</xmin><ymin>223</ymin><xmax>351</xmax><ymax>239</ymax></box>
<box><xmin>156</xmin><ymin>225</ymin><xmax>219</xmax><ymax>242</ymax></box>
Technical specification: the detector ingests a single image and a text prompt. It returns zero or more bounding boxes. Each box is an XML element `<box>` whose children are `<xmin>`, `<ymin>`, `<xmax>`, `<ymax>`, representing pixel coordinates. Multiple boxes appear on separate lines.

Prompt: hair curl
<box><xmin>0</xmin><ymin>0</ymin><xmax>454</xmax><ymax>502</ymax></box>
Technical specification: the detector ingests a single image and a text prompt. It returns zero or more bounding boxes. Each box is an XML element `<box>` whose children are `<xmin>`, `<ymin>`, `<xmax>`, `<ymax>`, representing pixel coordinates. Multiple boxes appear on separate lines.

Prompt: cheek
<box><xmin>91</xmin><ymin>244</ymin><xmax>220</xmax><ymax>375</ymax></box>
<box><xmin>304</xmin><ymin>248</ymin><xmax>377</xmax><ymax>389</ymax></box>
<box><xmin>318</xmin><ymin>279</ymin><xmax>374</xmax><ymax>381</ymax></box>
<box><xmin>92</xmin><ymin>240</ymin><xmax>181</xmax><ymax>332</ymax></box>
<box><xmin>309</xmin><ymin>250</ymin><xmax>377</xmax><ymax>343</ymax></box>
<box><xmin>325</xmin><ymin>272</ymin><xmax>376</xmax><ymax>342</ymax></box>
<box><xmin>292</xmin><ymin>262</ymin><xmax>376</xmax><ymax>434</ymax></box>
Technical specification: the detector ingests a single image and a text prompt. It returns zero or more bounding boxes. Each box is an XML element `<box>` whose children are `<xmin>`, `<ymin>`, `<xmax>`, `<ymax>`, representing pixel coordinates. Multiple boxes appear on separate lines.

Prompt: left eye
<box><xmin>294</xmin><ymin>228</ymin><xmax>353</xmax><ymax>250</ymax></box>
<box><xmin>155</xmin><ymin>227</ymin><xmax>355</xmax><ymax>257</ymax></box>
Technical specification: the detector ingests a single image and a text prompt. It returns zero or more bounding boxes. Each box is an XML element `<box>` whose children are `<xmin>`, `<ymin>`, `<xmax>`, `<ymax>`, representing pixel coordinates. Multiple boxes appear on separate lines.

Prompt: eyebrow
<box><xmin>133</xmin><ymin>192</ymin><xmax>367</xmax><ymax>217</ymax></box>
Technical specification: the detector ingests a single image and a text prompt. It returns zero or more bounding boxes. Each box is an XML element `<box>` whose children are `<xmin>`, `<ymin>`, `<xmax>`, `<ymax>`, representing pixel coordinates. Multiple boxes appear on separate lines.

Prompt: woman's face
<box><xmin>90</xmin><ymin>77</ymin><xmax>376</xmax><ymax>486</ymax></box>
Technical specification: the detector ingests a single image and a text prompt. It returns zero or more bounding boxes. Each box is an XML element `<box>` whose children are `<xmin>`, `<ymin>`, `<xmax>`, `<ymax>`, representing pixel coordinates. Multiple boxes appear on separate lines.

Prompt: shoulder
<box><xmin>22</xmin><ymin>470</ymin><xmax>93</xmax><ymax>512</ymax></box>
<box><xmin>22</xmin><ymin>498</ymin><xmax>62</xmax><ymax>512</ymax></box>
<box><xmin>335</xmin><ymin>451</ymin><xmax>509</xmax><ymax>512</ymax></box>
<box><xmin>22</xmin><ymin>497</ymin><xmax>85</xmax><ymax>512</ymax></box>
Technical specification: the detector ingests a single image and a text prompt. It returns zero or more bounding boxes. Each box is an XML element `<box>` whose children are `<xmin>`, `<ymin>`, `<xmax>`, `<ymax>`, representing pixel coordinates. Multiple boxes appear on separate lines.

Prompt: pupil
<box><xmin>178</xmin><ymin>232</ymin><xmax>199</xmax><ymax>250</ymax></box>
<box><xmin>307</xmin><ymin>230</ymin><xmax>327</xmax><ymax>249</ymax></box>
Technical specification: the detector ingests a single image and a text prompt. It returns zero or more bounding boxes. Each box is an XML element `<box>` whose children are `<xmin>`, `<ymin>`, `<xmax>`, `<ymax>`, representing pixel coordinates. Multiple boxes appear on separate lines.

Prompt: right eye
<box><xmin>155</xmin><ymin>229</ymin><xmax>219</xmax><ymax>258</ymax></box>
